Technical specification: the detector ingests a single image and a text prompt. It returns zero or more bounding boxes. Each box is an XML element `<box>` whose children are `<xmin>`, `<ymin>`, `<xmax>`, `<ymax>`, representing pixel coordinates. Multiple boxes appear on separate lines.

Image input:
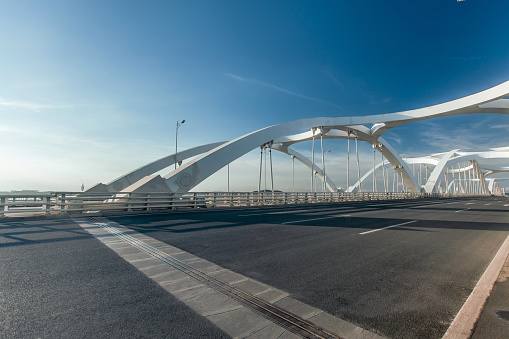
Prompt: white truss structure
<box><xmin>89</xmin><ymin>80</ymin><xmax>509</xmax><ymax>195</ymax></box>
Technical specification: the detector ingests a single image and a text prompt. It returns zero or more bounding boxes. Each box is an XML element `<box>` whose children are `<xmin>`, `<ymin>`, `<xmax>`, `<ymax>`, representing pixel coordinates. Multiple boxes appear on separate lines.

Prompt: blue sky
<box><xmin>1</xmin><ymin>1</ymin><xmax>508</xmax><ymax>192</ymax></box>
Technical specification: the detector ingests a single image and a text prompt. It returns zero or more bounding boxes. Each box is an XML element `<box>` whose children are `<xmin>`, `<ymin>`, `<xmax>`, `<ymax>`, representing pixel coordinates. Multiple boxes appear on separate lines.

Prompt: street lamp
<box><xmin>175</xmin><ymin>120</ymin><xmax>185</xmax><ymax>169</ymax></box>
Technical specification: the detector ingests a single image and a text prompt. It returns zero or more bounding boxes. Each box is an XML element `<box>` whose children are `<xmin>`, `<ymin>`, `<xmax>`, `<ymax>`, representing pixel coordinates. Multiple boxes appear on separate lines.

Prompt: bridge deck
<box><xmin>1</xmin><ymin>197</ymin><xmax>508</xmax><ymax>338</ymax></box>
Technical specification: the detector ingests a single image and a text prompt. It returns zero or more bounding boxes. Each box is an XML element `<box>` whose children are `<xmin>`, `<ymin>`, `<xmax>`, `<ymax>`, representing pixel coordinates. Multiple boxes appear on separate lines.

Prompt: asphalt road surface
<box><xmin>110</xmin><ymin>196</ymin><xmax>509</xmax><ymax>338</ymax></box>
<box><xmin>0</xmin><ymin>218</ymin><xmax>228</xmax><ymax>338</ymax></box>
<box><xmin>2</xmin><ymin>196</ymin><xmax>508</xmax><ymax>338</ymax></box>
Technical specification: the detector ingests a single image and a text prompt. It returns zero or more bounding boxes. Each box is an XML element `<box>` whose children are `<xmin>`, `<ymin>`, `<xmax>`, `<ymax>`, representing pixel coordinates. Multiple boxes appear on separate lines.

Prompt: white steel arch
<box><xmin>91</xmin><ymin>80</ymin><xmax>509</xmax><ymax>193</ymax></box>
<box><xmin>272</xmin><ymin>127</ymin><xmax>421</xmax><ymax>192</ymax></box>
<box><xmin>163</xmin><ymin>81</ymin><xmax>509</xmax><ymax>193</ymax></box>
<box><xmin>349</xmin><ymin>149</ymin><xmax>509</xmax><ymax>194</ymax></box>
<box><xmin>271</xmin><ymin>143</ymin><xmax>339</xmax><ymax>192</ymax></box>
<box><xmin>87</xmin><ymin>141</ymin><xmax>226</xmax><ymax>192</ymax></box>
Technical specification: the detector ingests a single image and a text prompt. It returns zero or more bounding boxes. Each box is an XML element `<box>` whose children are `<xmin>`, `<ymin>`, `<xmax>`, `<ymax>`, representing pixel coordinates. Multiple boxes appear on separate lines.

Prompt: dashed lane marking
<box><xmin>411</xmin><ymin>201</ymin><xmax>466</xmax><ymax>209</ymax></box>
<box><xmin>455</xmin><ymin>208</ymin><xmax>471</xmax><ymax>213</ymax></box>
<box><xmin>358</xmin><ymin>220</ymin><xmax>418</xmax><ymax>235</ymax></box>
<box><xmin>281</xmin><ymin>215</ymin><xmax>351</xmax><ymax>225</ymax></box>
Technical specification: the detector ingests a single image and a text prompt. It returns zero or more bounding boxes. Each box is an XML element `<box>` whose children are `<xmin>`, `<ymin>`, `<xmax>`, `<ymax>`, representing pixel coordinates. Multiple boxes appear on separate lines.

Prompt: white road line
<box><xmin>412</xmin><ymin>205</ymin><xmax>436</xmax><ymax>209</ymax></box>
<box><xmin>411</xmin><ymin>201</ymin><xmax>461</xmax><ymax>209</ymax></box>
<box><xmin>505</xmin><ymin>204</ymin><xmax>509</xmax><ymax>207</ymax></box>
<box><xmin>358</xmin><ymin>220</ymin><xmax>417</xmax><ymax>235</ymax></box>
<box><xmin>441</xmin><ymin>201</ymin><xmax>467</xmax><ymax>205</ymax></box>
<box><xmin>484</xmin><ymin>203</ymin><xmax>492</xmax><ymax>206</ymax></box>
<box><xmin>465</xmin><ymin>203</ymin><xmax>475</xmax><ymax>205</ymax></box>
<box><xmin>281</xmin><ymin>215</ymin><xmax>350</xmax><ymax>225</ymax></box>
<box><xmin>455</xmin><ymin>208</ymin><xmax>471</xmax><ymax>213</ymax></box>
<box><xmin>443</xmin><ymin>235</ymin><xmax>509</xmax><ymax>339</ymax></box>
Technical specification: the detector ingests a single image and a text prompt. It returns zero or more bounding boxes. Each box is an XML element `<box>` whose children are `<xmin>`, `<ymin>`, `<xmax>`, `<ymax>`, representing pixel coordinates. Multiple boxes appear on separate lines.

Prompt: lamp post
<box><xmin>175</xmin><ymin>120</ymin><xmax>185</xmax><ymax>170</ymax></box>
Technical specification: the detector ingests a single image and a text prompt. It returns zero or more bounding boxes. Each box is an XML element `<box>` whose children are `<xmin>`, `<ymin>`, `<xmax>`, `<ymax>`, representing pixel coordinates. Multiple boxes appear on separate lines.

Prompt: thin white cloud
<box><xmin>0</xmin><ymin>124</ymin><xmax>166</xmax><ymax>156</ymax></box>
<box><xmin>352</xmin><ymin>83</ymin><xmax>392</xmax><ymax>105</ymax></box>
<box><xmin>417</xmin><ymin>120</ymin><xmax>506</xmax><ymax>151</ymax></box>
<box><xmin>323</xmin><ymin>69</ymin><xmax>344</xmax><ymax>89</ymax></box>
<box><xmin>368</xmin><ymin>96</ymin><xmax>392</xmax><ymax>105</ymax></box>
<box><xmin>490</xmin><ymin>124</ymin><xmax>509</xmax><ymax>129</ymax></box>
<box><xmin>379</xmin><ymin>97</ymin><xmax>392</xmax><ymax>104</ymax></box>
<box><xmin>225</xmin><ymin>73</ymin><xmax>343</xmax><ymax>110</ymax></box>
<box><xmin>0</xmin><ymin>98</ymin><xmax>72</xmax><ymax>112</ymax></box>
<box><xmin>383</xmin><ymin>135</ymin><xmax>403</xmax><ymax>145</ymax></box>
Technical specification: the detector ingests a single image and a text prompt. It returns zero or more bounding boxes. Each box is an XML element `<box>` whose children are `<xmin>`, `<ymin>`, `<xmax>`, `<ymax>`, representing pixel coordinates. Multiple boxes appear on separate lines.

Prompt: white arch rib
<box><xmin>164</xmin><ymin>80</ymin><xmax>509</xmax><ymax>193</ymax></box>
<box><xmin>271</xmin><ymin>143</ymin><xmax>339</xmax><ymax>192</ymax></box>
<box><xmin>92</xmin><ymin>80</ymin><xmax>509</xmax><ymax>194</ymax></box>
<box><xmin>87</xmin><ymin>141</ymin><xmax>226</xmax><ymax>192</ymax></box>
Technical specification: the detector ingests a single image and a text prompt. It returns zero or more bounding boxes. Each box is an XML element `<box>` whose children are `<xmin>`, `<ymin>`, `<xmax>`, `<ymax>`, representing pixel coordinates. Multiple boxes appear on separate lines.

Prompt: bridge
<box><xmin>86</xmin><ymin>79</ymin><xmax>509</xmax><ymax>197</ymax></box>
<box><xmin>1</xmin><ymin>82</ymin><xmax>509</xmax><ymax>339</ymax></box>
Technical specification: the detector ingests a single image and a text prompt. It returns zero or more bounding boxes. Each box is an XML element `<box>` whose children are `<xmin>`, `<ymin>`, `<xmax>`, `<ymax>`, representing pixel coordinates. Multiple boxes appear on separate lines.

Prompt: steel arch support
<box><xmin>271</xmin><ymin>144</ymin><xmax>338</xmax><ymax>192</ymax></box>
<box><xmin>348</xmin><ymin>160</ymin><xmax>387</xmax><ymax>193</ymax></box>
<box><xmin>423</xmin><ymin>152</ymin><xmax>493</xmax><ymax>193</ymax></box>
<box><xmin>88</xmin><ymin>141</ymin><xmax>226</xmax><ymax>192</ymax></box>
<box><xmin>163</xmin><ymin>121</ymin><xmax>422</xmax><ymax>193</ymax></box>
<box><xmin>423</xmin><ymin>150</ymin><xmax>458</xmax><ymax>193</ymax></box>
<box><xmin>164</xmin><ymin>118</ymin><xmax>354</xmax><ymax>192</ymax></box>
<box><xmin>341</xmin><ymin>126</ymin><xmax>420</xmax><ymax>193</ymax></box>
<box><xmin>161</xmin><ymin>80</ymin><xmax>509</xmax><ymax>193</ymax></box>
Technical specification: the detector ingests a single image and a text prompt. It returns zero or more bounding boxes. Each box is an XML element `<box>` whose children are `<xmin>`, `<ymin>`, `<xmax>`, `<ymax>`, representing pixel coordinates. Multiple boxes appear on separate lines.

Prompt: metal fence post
<box><xmin>43</xmin><ymin>196</ymin><xmax>50</xmax><ymax>215</ymax></box>
<box><xmin>60</xmin><ymin>193</ymin><xmax>66</xmax><ymax>214</ymax></box>
<box><xmin>0</xmin><ymin>197</ymin><xmax>5</xmax><ymax>217</ymax></box>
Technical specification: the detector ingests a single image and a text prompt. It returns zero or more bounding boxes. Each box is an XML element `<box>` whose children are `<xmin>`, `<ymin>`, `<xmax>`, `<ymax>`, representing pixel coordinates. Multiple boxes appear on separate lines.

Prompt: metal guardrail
<box><xmin>0</xmin><ymin>191</ymin><xmax>490</xmax><ymax>218</ymax></box>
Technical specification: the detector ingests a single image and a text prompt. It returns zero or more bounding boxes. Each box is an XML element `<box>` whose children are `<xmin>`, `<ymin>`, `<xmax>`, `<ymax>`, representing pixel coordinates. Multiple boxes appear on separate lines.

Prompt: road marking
<box><xmin>465</xmin><ymin>203</ymin><xmax>475</xmax><ymax>205</ymax></box>
<box><xmin>484</xmin><ymin>203</ymin><xmax>492</xmax><ymax>206</ymax></box>
<box><xmin>441</xmin><ymin>201</ymin><xmax>466</xmax><ymax>205</ymax></box>
<box><xmin>411</xmin><ymin>201</ymin><xmax>461</xmax><ymax>208</ymax></box>
<box><xmin>443</xmin><ymin>235</ymin><xmax>509</xmax><ymax>339</ymax></box>
<box><xmin>505</xmin><ymin>204</ymin><xmax>509</xmax><ymax>207</ymax></box>
<box><xmin>281</xmin><ymin>215</ymin><xmax>350</xmax><ymax>225</ymax></box>
<box><xmin>358</xmin><ymin>220</ymin><xmax>417</xmax><ymax>235</ymax></box>
<box><xmin>412</xmin><ymin>205</ymin><xmax>434</xmax><ymax>209</ymax></box>
<box><xmin>455</xmin><ymin>208</ymin><xmax>471</xmax><ymax>213</ymax></box>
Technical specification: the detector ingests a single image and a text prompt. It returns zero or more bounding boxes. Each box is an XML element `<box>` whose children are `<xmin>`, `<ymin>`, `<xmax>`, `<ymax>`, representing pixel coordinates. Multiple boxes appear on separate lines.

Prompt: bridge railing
<box><xmin>0</xmin><ymin>191</ymin><xmax>489</xmax><ymax>218</ymax></box>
